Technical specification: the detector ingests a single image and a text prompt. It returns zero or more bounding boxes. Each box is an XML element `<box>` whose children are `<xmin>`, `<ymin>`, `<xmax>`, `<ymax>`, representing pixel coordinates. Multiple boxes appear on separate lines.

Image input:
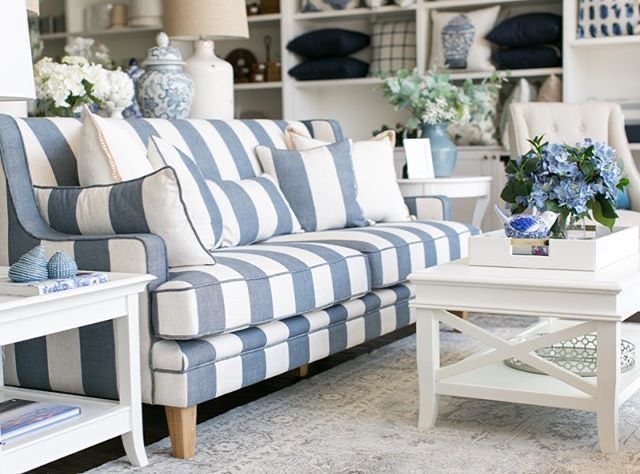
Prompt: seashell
<box><xmin>47</xmin><ymin>251</ymin><xmax>78</xmax><ymax>279</ymax></box>
<box><xmin>495</xmin><ymin>206</ymin><xmax>558</xmax><ymax>239</ymax></box>
<box><xmin>8</xmin><ymin>245</ymin><xmax>49</xmax><ymax>282</ymax></box>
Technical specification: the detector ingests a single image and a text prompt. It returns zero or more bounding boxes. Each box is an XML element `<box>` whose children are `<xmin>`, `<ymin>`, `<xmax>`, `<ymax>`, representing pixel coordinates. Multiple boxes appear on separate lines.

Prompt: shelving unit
<box><xmin>40</xmin><ymin>26</ymin><xmax>161</xmax><ymax>41</ymax></box>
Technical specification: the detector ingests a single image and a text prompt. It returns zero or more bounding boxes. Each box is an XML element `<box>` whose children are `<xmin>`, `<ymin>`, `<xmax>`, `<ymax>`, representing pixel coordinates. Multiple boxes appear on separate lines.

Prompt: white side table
<box><xmin>0</xmin><ymin>270</ymin><xmax>154</xmax><ymax>473</ymax></box>
<box><xmin>398</xmin><ymin>176</ymin><xmax>492</xmax><ymax>228</ymax></box>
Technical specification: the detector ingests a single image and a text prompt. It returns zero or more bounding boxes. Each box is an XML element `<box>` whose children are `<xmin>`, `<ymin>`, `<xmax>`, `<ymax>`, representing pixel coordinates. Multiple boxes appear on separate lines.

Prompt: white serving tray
<box><xmin>468</xmin><ymin>226</ymin><xmax>639</xmax><ymax>271</ymax></box>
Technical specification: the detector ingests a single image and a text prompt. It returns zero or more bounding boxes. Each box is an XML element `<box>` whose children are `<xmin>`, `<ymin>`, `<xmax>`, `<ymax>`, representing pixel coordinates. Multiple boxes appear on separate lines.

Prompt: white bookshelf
<box><xmin>39</xmin><ymin>0</ymin><xmax>567</xmax><ymax>136</ymax></box>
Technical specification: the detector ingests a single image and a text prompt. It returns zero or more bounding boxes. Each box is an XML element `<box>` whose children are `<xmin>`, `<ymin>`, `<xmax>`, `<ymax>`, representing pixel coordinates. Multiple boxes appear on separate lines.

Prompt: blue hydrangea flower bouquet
<box><xmin>500</xmin><ymin>136</ymin><xmax>629</xmax><ymax>238</ymax></box>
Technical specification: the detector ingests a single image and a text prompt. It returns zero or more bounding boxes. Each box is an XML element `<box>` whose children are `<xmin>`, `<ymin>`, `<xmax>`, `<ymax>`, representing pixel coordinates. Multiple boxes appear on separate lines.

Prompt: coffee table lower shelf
<box><xmin>437</xmin><ymin>319</ymin><xmax>640</xmax><ymax>411</ymax></box>
<box><xmin>0</xmin><ymin>386</ymin><xmax>132</xmax><ymax>473</ymax></box>
<box><xmin>416</xmin><ymin>311</ymin><xmax>640</xmax><ymax>453</ymax></box>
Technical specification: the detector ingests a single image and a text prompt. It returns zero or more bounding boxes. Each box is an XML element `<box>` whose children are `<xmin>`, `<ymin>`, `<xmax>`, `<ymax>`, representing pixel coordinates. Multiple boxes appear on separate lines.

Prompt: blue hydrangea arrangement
<box><xmin>501</xmin><ymin>136</ymin><xmax>629</xmax><ymax>236</ymax></box>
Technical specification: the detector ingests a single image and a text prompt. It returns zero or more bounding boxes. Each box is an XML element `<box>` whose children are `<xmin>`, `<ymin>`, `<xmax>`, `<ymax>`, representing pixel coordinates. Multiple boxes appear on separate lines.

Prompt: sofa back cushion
<box><xmin>12</xmin><ymin>117</ymin><xmax>344</xmax><ymax>187</ymax></box>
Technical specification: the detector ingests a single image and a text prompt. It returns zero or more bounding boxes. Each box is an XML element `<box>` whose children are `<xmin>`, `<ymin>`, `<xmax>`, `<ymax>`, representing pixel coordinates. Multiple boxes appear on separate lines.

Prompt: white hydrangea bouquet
<box><xmin>34</xmin><ymin>56</ymin><xmax>134</xmax><ymax>118</ymax></box>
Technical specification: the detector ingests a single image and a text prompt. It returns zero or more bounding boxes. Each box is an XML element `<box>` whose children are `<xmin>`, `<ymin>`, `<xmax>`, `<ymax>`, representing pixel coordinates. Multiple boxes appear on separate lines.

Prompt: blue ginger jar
<box><xmin>47</xmin><ymin>251</ymin><xmax>78</xmax><ymax>279</ymax></box>
<box><xmin>9</xmin><ymin>246</ymin><xmax>49</xmax><ymax>282</ymax></box>
<box><xmin>137</xmin><ymin>32</ymin><xmax>195</xmax><ymax>119</ymax></box>
<box><xmin>441</xmin><ymin>14</ymin><xmax>475</xmax><ymax>69</ymax></box>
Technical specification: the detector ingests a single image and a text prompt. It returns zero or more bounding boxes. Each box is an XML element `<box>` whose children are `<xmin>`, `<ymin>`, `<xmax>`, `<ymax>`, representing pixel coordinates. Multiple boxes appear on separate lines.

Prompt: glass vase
<box><xmin>550</xmin><ymin>212</ymin><xmax>570</xmax><ymax>239</ymax></box>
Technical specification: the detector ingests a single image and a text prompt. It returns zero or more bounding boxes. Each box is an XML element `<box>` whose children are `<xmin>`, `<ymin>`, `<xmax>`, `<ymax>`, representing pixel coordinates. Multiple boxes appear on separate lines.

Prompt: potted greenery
<box><xmin>380</xmin><ymin>69</ymin><xmax>470</xmax><ymax>177</ymax></box>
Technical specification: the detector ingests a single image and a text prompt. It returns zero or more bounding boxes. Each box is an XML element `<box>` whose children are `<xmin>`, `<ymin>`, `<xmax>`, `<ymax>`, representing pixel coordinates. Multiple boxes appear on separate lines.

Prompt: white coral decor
<box><xmin>33</xmin><ymin>55</ymin><xmax>134</xmax><ymax>117</ymax></box>
<box><xmin>104</xmin><ymin>69</ymin><xmax>135</xmax><ymax>111</ymax></box>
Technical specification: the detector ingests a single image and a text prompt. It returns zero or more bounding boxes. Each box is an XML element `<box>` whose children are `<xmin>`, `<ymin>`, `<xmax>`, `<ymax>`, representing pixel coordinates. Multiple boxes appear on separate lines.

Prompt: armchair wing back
<box><xmin>508</xmin><ymin>102</ymin><xmax>640</xmax><ymax>212</ymax></box>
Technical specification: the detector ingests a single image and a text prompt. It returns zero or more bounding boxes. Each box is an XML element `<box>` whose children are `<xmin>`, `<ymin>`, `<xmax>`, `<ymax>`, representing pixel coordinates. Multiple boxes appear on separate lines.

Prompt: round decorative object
<box><xmin>420</xmin><ymin>123</ymin><xmax>457</xmax><ymax>177</ymax></box>
<box><xmin>504</xmin><ymin>334</ymin><xmax>636</xmax><ymax>377</ymax></box>
<box><xmin>504</xmin><ymin>215</ymin><xmax>550</xmax><ymax>239</ymax></box>
<box><xmin>47</xmin><ymin>251</ymin><xmax>78</xmax><ymax>279</ymax></box>
<box><xmin>494</xmin><ymin>207</ymin><xmax>558</xmax><ymax>239</ymax></box>
<box><xmin>136</xmin><ymin>32</ymin><xmax>195</xmax><ymax>119</ymax></box>
<box><xmin>226</xmin><ymin>49</ymin><xmax>258</xmax><ymax>83</ymax></box>
<box><xmin>8</xmin><ymin>246</ymin><xmax>49</xmax><ymax>283</ymax></box>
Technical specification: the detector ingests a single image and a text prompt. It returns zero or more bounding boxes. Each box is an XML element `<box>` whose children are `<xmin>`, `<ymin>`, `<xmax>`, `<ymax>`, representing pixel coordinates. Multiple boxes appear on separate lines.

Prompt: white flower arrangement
<box><xmin>34</xmin><ymin>56</ymin><xmax>134</xmax><ymax>117</ymax></box>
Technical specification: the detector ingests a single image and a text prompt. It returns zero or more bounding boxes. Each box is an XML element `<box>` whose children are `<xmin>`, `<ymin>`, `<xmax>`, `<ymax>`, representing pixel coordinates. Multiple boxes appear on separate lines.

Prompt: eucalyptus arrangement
<box><xmin>501</xmin><ymin>136</ymin><xmax>629</xmax><ymax>235</ymax></box>
<box><xmin>380</xmin><ymin>68</ymin><xmax>470</xmax><ymax>130</ymax></box>
<box><xmin>379</xmin><ymin>68</ymin><xmax>470</xmax><ymax>177</ymax></box>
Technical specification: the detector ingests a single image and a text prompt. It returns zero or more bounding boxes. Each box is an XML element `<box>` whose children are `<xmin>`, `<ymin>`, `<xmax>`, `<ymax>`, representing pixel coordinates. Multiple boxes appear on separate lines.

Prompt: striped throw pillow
<box><xmin>147</xmin><ymin>136</ymin><xmax>224</xmax><ymax>250</ymax></box>
<box><xmin>208</xmin><ymin>174</ymin><xmax>302</xmax><ymax>247</ymax></box>
<box><xmin>255</xmin><ymin>140</ymin><xmax>368</xmax><ymax>232</ymax></box>
<box><xmin>149</xmin><ymin>136</ymin><xmax>302</xmax><ymax>247</ymax></box>
<box><xmin>33</xmin><ymin>167</ymin><xmax>216</xmax><ymax>267</ymax></box>
<box><xmin>285</xmin><ymin>127</ymin><xmax>411</xmax><ymax>223</ymax></box>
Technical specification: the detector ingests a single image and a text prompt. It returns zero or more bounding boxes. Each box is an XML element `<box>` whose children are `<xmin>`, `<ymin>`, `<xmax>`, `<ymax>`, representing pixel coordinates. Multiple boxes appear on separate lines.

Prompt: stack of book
<box><xmin>0</xmin><ymin>272</ymin><xmax>108</xmax><ymax>296</ymax></box>
<box><xmin>0</xmin><ymin>399</ymin><xmax>81</xmax><ymax>443</ymax></box>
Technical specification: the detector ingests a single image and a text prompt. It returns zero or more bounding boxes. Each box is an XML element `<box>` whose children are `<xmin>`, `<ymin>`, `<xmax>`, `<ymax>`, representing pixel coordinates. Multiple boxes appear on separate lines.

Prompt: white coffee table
<box><xmin>410</xmin><ymin>255</ymin><xmax>640</xmax><ymax>453</ymax></box>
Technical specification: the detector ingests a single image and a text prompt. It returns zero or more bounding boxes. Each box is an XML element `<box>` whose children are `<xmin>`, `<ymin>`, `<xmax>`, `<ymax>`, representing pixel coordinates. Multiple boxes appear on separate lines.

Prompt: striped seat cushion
<box><xmin>151</xmin><ymin>283</ymin><xmax>413</xmax><ymax>405</ymax></box>
<box><xmin>152</xmin><ymin>242</ymin><xmax>371</xmax><ymax>339</ymax></box>
<box><xmin>264</xmin><ymin>220</ymin><xmax>480</xmax><ymax>288</ymax></box>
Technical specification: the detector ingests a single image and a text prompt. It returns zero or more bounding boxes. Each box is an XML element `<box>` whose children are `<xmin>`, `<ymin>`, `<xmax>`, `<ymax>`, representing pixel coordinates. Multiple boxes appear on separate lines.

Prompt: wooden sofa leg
<box><xmin>165</xmin><ymin>406</ymin><xmax>197</xmax><ymax>459</ymax></box>
<box><xmin>296</xmin><ymin>363</ymin><xmax>310</xmax><ymax>378</ymax></box>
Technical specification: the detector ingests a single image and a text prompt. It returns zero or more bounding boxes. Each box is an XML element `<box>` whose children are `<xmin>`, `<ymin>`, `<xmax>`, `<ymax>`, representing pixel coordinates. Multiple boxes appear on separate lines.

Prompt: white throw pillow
<box><xmin>537</xmin><ymin>74</ymin><xmax>563</xmax><ymax>102</ymax></box>
<box><xmin>499</xmin><ymin>78</ymin><xmax>538</xmax><ymax>150</ymax></box>
<box><xmin>285</xmin><ymin>127</ymin><xmax>411</xmax><ymax>223</ymax></box>
<box><xmin>429</xmin><ymin>6</ymin><xmax>500</xmax><ymax>71</ymax></box>
<box><xmin>77</xmin><ymin>105</ymin><xmax>152</xmax><ymax>186</ymax></box>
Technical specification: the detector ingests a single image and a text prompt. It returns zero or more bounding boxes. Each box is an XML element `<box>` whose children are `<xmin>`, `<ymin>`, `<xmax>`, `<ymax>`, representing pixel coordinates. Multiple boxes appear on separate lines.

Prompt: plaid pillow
<box><xmin>369</xmin><ymin>20</ymin><xmax>417</xmax><ymax>75</ymax></box>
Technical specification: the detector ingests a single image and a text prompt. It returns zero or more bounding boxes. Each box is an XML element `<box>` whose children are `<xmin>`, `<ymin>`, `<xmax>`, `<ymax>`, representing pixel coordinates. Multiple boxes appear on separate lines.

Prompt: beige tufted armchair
<box><xmin>508</xmin><ymin>102</ymin><xmax>640</xmax><ymax>227</ymax></box>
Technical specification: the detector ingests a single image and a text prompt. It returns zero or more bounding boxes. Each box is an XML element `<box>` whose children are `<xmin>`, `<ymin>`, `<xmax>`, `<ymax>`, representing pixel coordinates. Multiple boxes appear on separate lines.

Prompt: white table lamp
<box><xmin>0</xmin><ymin>0</ymin><xmax>36</xmax><ymax>117</ymax></box>
<box><xmin>163</xmin><ymin>0</ymin><xmax>249</xmax><ymax>119</ymax></box>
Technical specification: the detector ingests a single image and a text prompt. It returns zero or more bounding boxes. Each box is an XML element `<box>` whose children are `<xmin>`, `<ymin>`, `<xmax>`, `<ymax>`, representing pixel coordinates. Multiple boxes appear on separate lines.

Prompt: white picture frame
<box><xmin>403</xmin><ymin>138</ymin><xmax>434</xmax><ymax>179</ymax></box>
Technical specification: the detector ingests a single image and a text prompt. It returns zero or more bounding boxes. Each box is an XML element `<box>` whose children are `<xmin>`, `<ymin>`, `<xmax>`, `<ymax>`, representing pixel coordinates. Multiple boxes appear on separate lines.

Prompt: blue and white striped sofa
<box><xmin>0</xmin><ymin>114</ymin><xmax>478</xmax><ymax>457</ymax></box>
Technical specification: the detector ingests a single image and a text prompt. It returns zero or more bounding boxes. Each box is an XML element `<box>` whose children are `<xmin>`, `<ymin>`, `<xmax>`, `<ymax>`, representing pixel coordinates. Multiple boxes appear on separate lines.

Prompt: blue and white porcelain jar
<box><xmin>137</xmin><ymin>32</ymin><xmax>195</xmax><ymax>119</ymax></box>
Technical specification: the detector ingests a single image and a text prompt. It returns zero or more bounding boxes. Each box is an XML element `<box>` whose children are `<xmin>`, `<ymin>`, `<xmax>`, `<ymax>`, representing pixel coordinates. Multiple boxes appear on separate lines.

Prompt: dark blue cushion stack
<box><xmin>486</xmin><ymin>13</ymin><xmax>563</xmax><ymax>70</ymax></box>
<box><xmin>287</xmin><ymin>28</ymin><xmax>371</xmax><ymax>80</ymax></box>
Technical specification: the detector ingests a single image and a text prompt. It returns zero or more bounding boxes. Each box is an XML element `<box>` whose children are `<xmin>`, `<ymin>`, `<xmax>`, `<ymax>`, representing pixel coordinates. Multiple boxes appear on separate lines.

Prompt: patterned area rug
<box><xmin>92</xmin><ymin>316</ymin><xmax>640</xmax><ymax>473</ymax></box>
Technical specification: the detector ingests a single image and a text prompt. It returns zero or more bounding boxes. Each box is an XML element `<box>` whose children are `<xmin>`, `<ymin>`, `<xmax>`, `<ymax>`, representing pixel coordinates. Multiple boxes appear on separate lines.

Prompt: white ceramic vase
<box><xmin>184</xmin><ymin>40</ymin><xmax>234</xmax><ymax>120</ymax></box>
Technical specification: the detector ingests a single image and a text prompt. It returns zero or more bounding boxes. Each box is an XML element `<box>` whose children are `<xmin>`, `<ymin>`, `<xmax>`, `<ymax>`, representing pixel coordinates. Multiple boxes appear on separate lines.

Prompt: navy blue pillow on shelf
<box><xmin>287</xmin><ymin>29</ymin><xmax>371</xmax><ymax>59</ymax></box>
<box><xmin>289</xmin><ymin>57</ymin><xmax>370</xmax><ymax>81</ymax></box>
<box><xmin>486</xmin><ymin>13</ymin><xmax>563</xmax><ymax>47</ymax></box>
<box><xmin>492</xmin><ymin>45</ymin><xmax>562</xmax><ymax>70</ymax></box>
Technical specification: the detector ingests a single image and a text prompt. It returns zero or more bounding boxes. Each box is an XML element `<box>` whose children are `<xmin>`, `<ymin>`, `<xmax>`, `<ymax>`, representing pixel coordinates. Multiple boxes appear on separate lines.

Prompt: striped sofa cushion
<box><xmin>264</xmin><ymin>220</ymin><xmax>480</xmax><ymax>289</ymax></box>
<box><xmin>148</xmin><ymin>136</ymin><xmax>224</xmax><ymax>249</ymax></box>
<box><xmin>148</xmin><ymin>136</ymin><xmax>302</xmax><ymax>248</ymax></box>
<box><xmin>152</xmin><ymin>242</ymin><xmax>370</xmax><ymax>339</ymax></box>
<box><xmin>13</xmin><ymin>117</ymin><xmax>344</xmax><ymax>187</ymax></box>
<box><xmin>255</xmin><ymin>140</ymin><xmax>368</xmax><ymax>232</ymax></box>
<box><xmin>33</xmin><ymin>167</ymin><xmax>216</xmax><ymax>267</ymax></box>
<box><xmin>207</xmin><ymin>174</ymin><xmax>302</xmax><ymax>247</ymax></box>
<box><xmin>151</xmin><ymin>283</ymin><xmax>413</xmax><ymax>406</ymax></box>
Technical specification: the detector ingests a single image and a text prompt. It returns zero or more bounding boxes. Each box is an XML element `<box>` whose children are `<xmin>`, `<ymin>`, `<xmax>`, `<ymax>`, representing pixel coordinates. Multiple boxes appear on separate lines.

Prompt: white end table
<box><xmin>397</xmin><ymin>176</ymin><xmax>492</xmax><ymax>227</ymax></box>
<box><xmin>0</xmin><ymin>270</ymin><xmax>154</xmax><ymax>473</ymax></box>
<box><xmin>410</xmin><ymin>256</ymin><xmax>640</xmax><ymax>453</ymax></box>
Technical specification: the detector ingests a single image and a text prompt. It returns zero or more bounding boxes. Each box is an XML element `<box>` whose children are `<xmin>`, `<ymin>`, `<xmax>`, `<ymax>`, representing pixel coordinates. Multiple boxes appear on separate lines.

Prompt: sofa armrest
<box><xmin>404</xmin><ymin>195</ymin><xmax>452</xmax><ymax>221</ymax></box>
<box><xmin>36</xmin><ymin>233</ymin><xmax>168</xmax><ymax>288</ymax></box>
